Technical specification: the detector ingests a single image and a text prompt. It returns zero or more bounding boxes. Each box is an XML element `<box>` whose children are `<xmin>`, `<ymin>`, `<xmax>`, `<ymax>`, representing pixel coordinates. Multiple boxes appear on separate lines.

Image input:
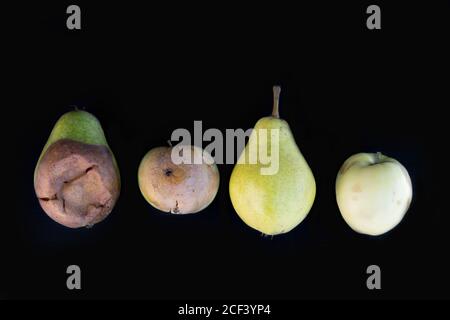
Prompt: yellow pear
<box><xmin>229</xmin><ymin>86</ymin><xmax>316</xmax><ymax>235</ymax></box>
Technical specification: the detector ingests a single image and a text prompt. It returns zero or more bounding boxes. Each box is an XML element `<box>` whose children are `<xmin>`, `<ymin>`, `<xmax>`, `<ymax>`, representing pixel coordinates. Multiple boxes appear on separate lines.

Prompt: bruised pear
<box><xmin>138</xmin><ymin>145</ymin><xmax>219</xmax><ymax>214</ymax></box>
<box><xmin>34</xmin><ymin>110</ymin><xmax>120</xmax><ymax>228</ymax></box>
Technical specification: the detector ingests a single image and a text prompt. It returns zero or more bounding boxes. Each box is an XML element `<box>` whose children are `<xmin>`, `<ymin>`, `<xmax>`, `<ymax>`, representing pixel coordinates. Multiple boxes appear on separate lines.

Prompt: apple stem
<box><xmin>272</xmin><ymin>86</ymin><xmax>281</xmax><ymax>118</ymax></box>
<box><xmin>376</xmin><ymin>152</ymin><xmax>383</xmax><ymax>162</ymax></box>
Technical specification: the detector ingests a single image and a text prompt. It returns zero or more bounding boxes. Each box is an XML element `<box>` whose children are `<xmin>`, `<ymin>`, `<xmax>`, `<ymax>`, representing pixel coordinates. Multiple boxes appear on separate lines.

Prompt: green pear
<box><xmin>34</xmin><ymin>110</ymin><xmax>120</xmax><ymax>228</ymax></box>
<box><xmin>229</xmin><ymin>86</ymin><xmax>316</xmax><ymax>235</ymax></box>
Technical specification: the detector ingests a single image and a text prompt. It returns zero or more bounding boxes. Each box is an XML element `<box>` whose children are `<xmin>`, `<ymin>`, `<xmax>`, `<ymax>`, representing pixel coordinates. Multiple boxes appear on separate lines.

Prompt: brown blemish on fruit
<box><xmin>34</xmin><ymin>139</ymin><xmax>120</xmax><ymax>228</ymax></box>
<box><xmin>172</xmin><ymin>200</ymin><xmax>180</xmax><ymax>213</ymax></box>
<box><xmin>138</xmin><ymin>146</ymin><xmax>219</xmax><ymax>214</ymax></box>
<box><xmin>352</xmin><ymin>184</ymin><xmax>362</xmax><ymax>193</ymax></box>
<box><xmin>39</xmin><ymin>194</ymin><xmax>58</xmax><ymax>202</ymax></box>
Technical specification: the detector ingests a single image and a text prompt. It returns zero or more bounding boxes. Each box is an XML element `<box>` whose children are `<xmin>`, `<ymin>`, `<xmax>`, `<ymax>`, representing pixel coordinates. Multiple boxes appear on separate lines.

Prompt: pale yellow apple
<box><xmin>335</xmin><ymin>152</ymin><xmax>412</xmax><ymax>236</ymax></box>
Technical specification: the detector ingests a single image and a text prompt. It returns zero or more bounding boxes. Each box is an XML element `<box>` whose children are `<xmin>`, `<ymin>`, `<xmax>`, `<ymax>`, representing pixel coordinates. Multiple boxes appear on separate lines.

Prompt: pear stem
<box><xmin>272</xmin><ymin>86</ymin><xmax>281</xmax><ymax>118</ymax></box>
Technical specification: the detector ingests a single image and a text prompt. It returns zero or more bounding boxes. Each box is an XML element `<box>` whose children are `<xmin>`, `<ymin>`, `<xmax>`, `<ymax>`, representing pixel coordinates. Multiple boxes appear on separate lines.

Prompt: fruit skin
<box><xmin>138</xmin><ymin>145</ymin><xmax>220</xmax><ymax>214</ymax></box>
<box><xmin>229</xmin><ymin>87</ymin><xmax>316</xmax><ymax>235</ymax></box>
<box><xmin>34</xmin><ymin>110</ymin><xmax>120</xmax><ymax>228</ymax></box>
<box><xmin>335</xmin><ymin>152</ymin><xmax>412</xmax><ymax>236</ymax></box>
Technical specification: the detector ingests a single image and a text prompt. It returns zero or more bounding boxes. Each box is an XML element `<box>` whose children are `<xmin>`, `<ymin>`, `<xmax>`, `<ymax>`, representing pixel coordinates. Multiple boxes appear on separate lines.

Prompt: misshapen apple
<box><xmin>335</xmin><ymin>152</ymin><xmax>412</xmax><ymax>236</ymax></box>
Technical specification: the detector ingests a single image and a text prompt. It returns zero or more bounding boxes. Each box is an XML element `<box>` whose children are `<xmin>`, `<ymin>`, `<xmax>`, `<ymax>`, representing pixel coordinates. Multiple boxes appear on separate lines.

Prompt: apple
<box><xmin>335</xmin><ymin>152</ymin><xmax>413</xmax><ymax>236</ymax></box>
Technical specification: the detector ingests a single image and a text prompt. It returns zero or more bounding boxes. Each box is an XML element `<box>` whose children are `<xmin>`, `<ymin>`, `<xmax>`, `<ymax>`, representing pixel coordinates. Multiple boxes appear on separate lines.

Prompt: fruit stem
<box><xmin>272</xmin><ymin>86</ymin><xmax>281</xmax><ymax>118</ymax></box>
<box><xmin>375</xmin><ymin>152</ymin><xmax>383</xmax><ymax>162</ymax></box>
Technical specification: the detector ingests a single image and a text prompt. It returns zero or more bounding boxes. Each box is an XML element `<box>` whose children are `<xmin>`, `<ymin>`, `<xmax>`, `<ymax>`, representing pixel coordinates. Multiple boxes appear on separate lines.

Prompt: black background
<box><xmin>3</xmin><ymin>1</ymin><xmax>449</xmax><ymax>300</ymax></box>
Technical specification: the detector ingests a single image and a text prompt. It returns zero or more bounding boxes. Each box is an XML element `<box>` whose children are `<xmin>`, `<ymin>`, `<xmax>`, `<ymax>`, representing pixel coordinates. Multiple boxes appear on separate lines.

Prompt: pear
<box><xmin>138</xmin><ymin>145</ymin><xmax>219</xmax><ymax>214</ymax></box>
<box><xmin>34</xmin><ymin>110</ymin><xmax>120</xmax><ymax>228</ymax></box>
<box><xmin>229</xmin><ymin>86</ymin><xmax>316</xmax><ymax>235</ymax></box>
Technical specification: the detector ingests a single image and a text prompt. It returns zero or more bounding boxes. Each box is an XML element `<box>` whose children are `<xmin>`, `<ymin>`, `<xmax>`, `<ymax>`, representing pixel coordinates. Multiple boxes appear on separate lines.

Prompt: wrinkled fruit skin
<box><xmin>138</xmin><ymin>146</ymin><xmax>220</xmax><ymax>214</ymax></box>
<box><xmin>34</xmin><ymin>139</ymin><xmax>120</xmax><ymax>228</ymax></box>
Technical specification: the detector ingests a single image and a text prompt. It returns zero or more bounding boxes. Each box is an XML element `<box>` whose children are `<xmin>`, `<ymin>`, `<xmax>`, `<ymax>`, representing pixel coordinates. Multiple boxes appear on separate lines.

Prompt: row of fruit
<box><xmin>34</xmin><ymin>87</ymin><xmax>412</xmax><ymax>236</ymax></box>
